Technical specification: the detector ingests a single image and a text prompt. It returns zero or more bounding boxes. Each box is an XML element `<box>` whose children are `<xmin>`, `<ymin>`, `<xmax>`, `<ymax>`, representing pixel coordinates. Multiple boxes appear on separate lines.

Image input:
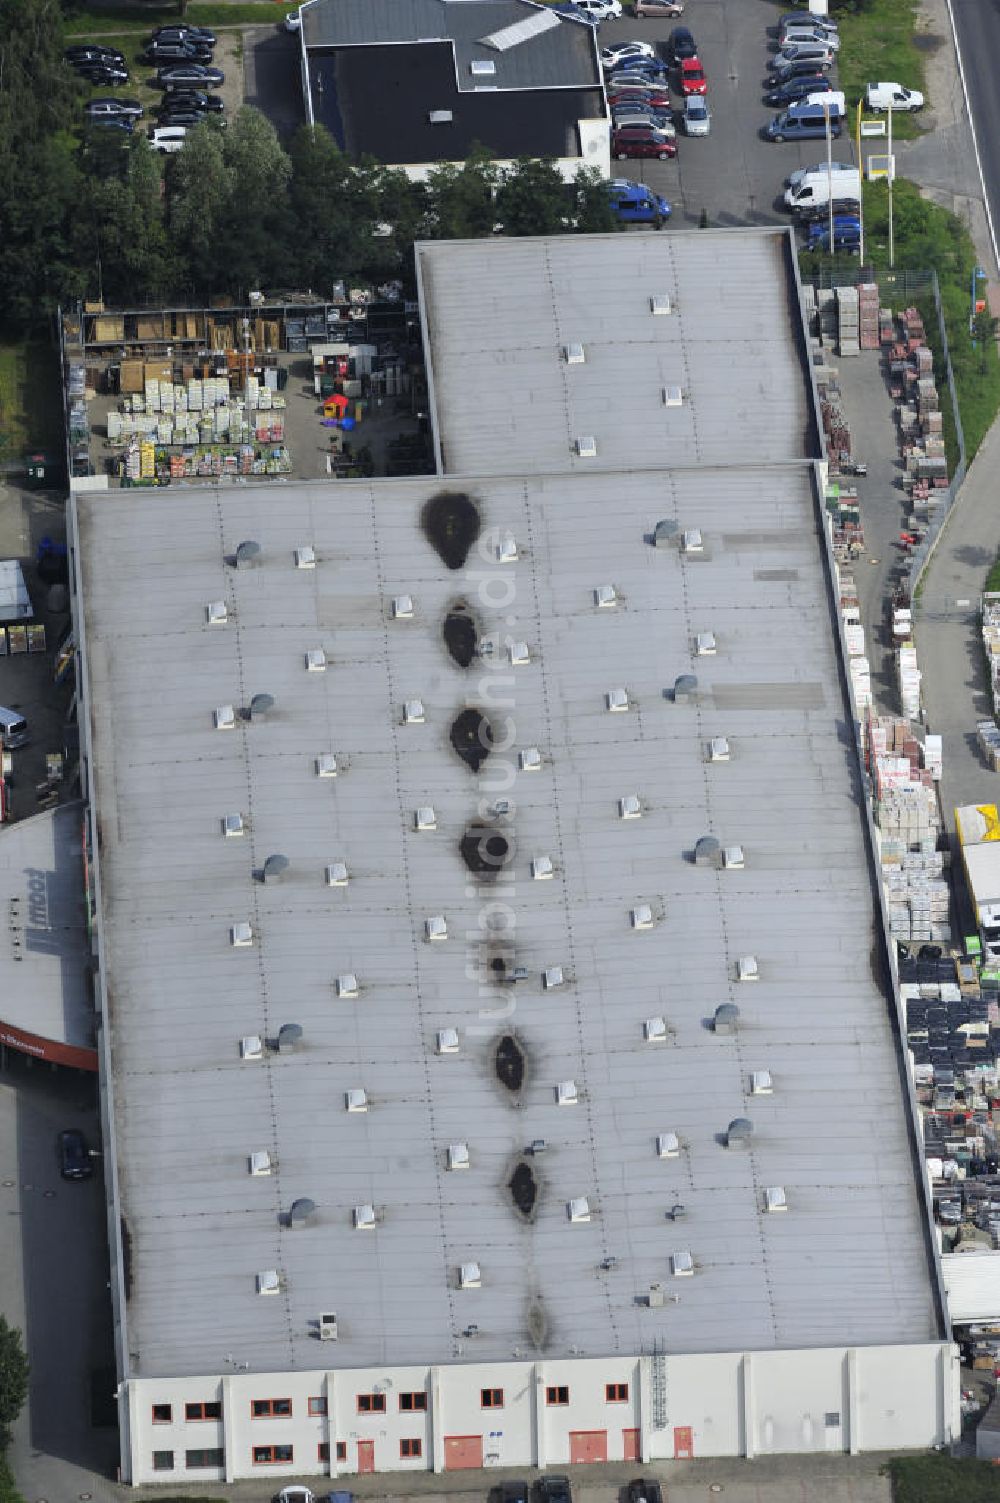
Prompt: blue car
<box><xmin>606</xmin><ymin>179</ymin><xmax>672</xmax><ymax>224</ymax></box>
<box><xmin>806</xmin><ymin>214</ymin><xmax>861</xmax><ymax>252</ymax></box>
<box><xmin>607</xmin><ymin>60</ymin><xmax>670</xmax><ymax>85</ymax></box>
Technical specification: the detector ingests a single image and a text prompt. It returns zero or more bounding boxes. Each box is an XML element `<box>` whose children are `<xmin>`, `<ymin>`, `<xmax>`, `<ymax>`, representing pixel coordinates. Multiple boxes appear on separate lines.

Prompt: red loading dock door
<box><xmin>357</xmin><ymin>1440</ymin><xmax>375</xmax><ymax>1473</ymax></box>
<box><xmin>623</xmin><ymin>1428</ymin><xmax>640</xmax><ymax>1462</ymax></box>
<box><xmin>569</xmin><ymin>1431</ymin><xmax>608</xmax><ymax>1464</ymax></box>
<box><xmin>444</xmin><ymin>1435</ymin><xmax>484</xmax><ymax>1470</ymax></box>
<box><xmin>673</xmin><ymin>1426</ymin><xmax>694</xmax><ymax>1459</ymax></box>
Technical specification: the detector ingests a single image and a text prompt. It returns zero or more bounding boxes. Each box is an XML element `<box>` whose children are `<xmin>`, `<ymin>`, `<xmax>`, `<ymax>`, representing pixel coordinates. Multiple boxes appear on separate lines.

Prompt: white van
<box><xmin>149</xmin><ymin>125</ymin><xmax>188</xmax><ymax>154</ymax></box>
<box><xmin>0</xmin><ymin>706</ymin><xmax>29</xmax><ymax>748</ymax></box>
<box><xmin>784</xmin><ymin>165</ymin><xmax>860</xmax><ymax>210</ymax></box>
<box><xmin>794</xmin><ymin>90</ymin><xmax>846</xmax><ymax>116</ymax></box>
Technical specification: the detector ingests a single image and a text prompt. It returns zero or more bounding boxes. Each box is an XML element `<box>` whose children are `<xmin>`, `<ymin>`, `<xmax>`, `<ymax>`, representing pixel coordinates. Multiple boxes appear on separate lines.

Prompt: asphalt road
<box><xmin>946</xmin><ymin>0</ymin><xmax>1000</xmax><ymax>265</ymax></box>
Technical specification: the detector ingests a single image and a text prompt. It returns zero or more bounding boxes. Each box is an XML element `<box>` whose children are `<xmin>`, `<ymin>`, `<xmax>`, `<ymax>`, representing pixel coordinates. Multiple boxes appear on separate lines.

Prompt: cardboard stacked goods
<box><xmin>977</xmin><ymin>721</ymin><xmax>1000</xmax><ymax>772</ymax></box>
<box><xmin>982</xmin><ymin>593</ymin><xmax>1000</xmax><ymax>718</ymax></box>
<box><xmin>858</xmin><ymin>281</ymin><xmax>879</xmax><ymax>349</ymax></box>
<box><xmin>898</xmin><ymin>642</ymin><xmax>922</xmax><ymax>717</ymax></box>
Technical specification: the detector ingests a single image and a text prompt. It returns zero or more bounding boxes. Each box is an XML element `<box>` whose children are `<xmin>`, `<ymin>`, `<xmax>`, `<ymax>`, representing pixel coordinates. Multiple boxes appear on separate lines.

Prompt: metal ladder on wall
<box><xmin>650</xmin><ymin>1343</ymin><xmax>667</xmax><ymax>1431</ymax></box>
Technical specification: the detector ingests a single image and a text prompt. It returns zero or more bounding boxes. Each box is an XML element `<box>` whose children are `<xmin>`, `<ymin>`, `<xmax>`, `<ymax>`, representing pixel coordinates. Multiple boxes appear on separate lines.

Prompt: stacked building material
<box><xmin>879</xmin><ymin>306</ymin><xmax>895</xmax><ymax>345</ymax></box>
<box><xmin>978</xmin><ymin>721</ymin><xmax>1000</xmax><ymax>772</ymax></box>
<box><xmin>898</xmin><ymin>642</ymin><xmax>922</xmax><ymax>717</ymax></box>
<box><xmin>983</xmin><ymin>594</ymin><xmax>1000</xmax><ymax>719</ymax></box>
<box><xmin>858</xmin><ymin>282</ymin><xmax>880</xmax><ymax>349</ymax></box>
<box><xmin>850</xmin><ymin>654</ymin><xmax>872</xmax><ymax>709</ymax></box>
<box><xmin>836</xmin><ymin>285</ymin><xmax>860</xmax><ymax>357</ymax></box>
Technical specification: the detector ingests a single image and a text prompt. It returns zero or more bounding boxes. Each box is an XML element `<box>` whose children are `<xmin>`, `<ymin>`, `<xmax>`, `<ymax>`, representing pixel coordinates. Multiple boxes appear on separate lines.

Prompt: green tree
<box><xmin>78</xmin><ymin>139</ymin><xmax>178</xmax><ymax>306</ymax></box>
<box><xmin>574</xmin><ymin>166</ymin><xmax>619</xmax><ymax>234</ymax></box>
<box><xmin>496</xmin><ymin>156</ymin><xmax>574</xmax><ymax>236</ymax></box>
<box><xmin>424</xmin><ymin>148</ymin><xmax>499</xmax><ymax>239</ymax></box>
<box><xmin>166</xmin><ymin>122</ymin><xmax>232</xmax><ymax>296</ymax></box>
<box><xmin>287</xmin><ymin>125</ymin><xmax>376</xmax><ymax>290</ymax></box>
<box><xmin>0</xmin><ymin>1317</ymin><xmax>28</xmax><ymax>1448</ymax></box>
<box><xmin>217</xmin><ymin>107</ymin><xmax>292</xmax><ymax>294</ymax></box>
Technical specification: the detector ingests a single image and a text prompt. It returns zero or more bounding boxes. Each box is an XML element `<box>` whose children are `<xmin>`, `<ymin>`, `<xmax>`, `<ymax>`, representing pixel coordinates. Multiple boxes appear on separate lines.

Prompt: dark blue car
<box><xmin>806</xmin><ymin>215</ymin><xmax>861</xmax><ymax>252</ymax></box>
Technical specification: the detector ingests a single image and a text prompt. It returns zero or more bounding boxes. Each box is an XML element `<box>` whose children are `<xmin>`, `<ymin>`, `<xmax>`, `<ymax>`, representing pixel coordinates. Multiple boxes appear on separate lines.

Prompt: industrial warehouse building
<box><xmin>69</xmin><ymin>230</ymin><xmax>958</xmax><ymax>1488</ymax></box>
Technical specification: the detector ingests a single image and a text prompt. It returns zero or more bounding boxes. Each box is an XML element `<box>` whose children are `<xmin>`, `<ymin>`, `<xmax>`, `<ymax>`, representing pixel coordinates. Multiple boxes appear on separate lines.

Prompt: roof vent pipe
<box><xmin>288</xmin><ymin>1197</ymin><xmax>317</xmax><ymax>1228</ymax></box>
<box><xmin>234</xmin><ymin>540</ymin><xmax>262</xmax><ymax>568</ymax></box>
<box><xmin>277</xmin><ymin>1023</ymin><xmax>303</xmax><ymax>1052</ymax></box>
<box><xmin>694</xmin><ymin>835</ymin><xmax>720</xmax><ymax>867</ymax></box>
<box><xmin>673</xmin><ymin>674</ymin><xmax>698</xmax><ymax>702</ymax></box>
<box><xmin>653</xmin><ymin>519</ymin><xmax>678</xmax><ymax>548</ymax></box>
<box><xmin>714</xmin><ymin>1003</ymin><xmax>739</xmax><ymax>1034</ymax></box>
<box><xmin>262</xmin><ymin>854</ymin><xmax>289</xmax><ymax>884</ymax></box>
<box><xmin>249</xmin><ymin>693</ymin><xmax>275</xmax><ymax>721</ymax></box>
<box><xmin>727</xmin><ymin>1117</ymin><xmax>753</xmax><ymax>1148</ymax></box>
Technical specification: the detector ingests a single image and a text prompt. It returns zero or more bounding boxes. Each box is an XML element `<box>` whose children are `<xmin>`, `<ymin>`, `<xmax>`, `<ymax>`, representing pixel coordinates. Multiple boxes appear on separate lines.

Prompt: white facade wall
<box><xmin>125</xmin><ymin>1343</ymin><xmax>959</xmax><ymax>1486</ymax></box>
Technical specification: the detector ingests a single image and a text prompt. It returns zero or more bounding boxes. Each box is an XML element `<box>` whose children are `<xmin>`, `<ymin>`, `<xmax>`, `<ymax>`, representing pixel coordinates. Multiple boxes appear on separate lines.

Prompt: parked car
<box><xmin>58</xmin><ymin>1128</ymin><xmax>94</xmax><ymax>1180</ymax></box>
<box><xmin>779</xmin><ymin>23</ymin><xmax>840</xmax><ymax>51</ymax></box>
<box><xmin>534</xmin><ymin>1479</ymin><xmax>572</xmax><ymax>1503</ymax></box>
<box><xmin>766</xmin><ymin>108</ymin><xmax>842</xmax><ymax>141</ymax></box>
<box><xmin>606</xmin><ymin>60</ymin><xmax>670</xmax><ymax>85</ymax></box>
<box><xmin>773</xmin><ymin>42</ymin><xmax>834</xmax><ymax>69</ymax></box>
<box><xmin>571</xmin><ymin>0</ymin><xmax>623</xmax><ymax>19</ymax></box>
<box><xmin>149</xmin><ymin>124</ymin><xmax>189</xmax><ymax>153</ymax></box>
<box><xmin>864</xmin><ymin>80</ymin><xmax>925</xmax><ymax>111</ymax></box>
<box><xmin>607</xmin><ymin>179</ymin><xmax>671</xmax><ymax>223</ymax></box>
<box><xmin>777</xmin><ymin>10</ymin><xmax>837</xmax><ymax>33</ymax></box>
<box><xmin>667</xmin><ymin>25</ymin><xmax>697</xmax><ymax>61</ymax></box>
<box><xmin>766</xmin><ymin>55</ymin><xmax>834</xmax><ymax>85</ymax></box>
<box><xmin>283</xmin><ymin>10</ymin><xmax>301</xmax><ymax>29</ymax></box>
<box><xmin>611</xmin><ymin>125</ymin><xmax>677</xmax><ymax>159</ymax></box>
<box><xmin>634</xmin><ymin>0</ymin><xmax>683</xmax><ymax>15</ymax></box>
<box><xmin>679</xmin><ymin>56</ymin><xmax>707</xmax><ymax>94</ymax></box>
<box><xmin>65</xmin><ymin>43</ymin><xmax>125</xmax><ymax>65</ymax></box>
<box><xmin>626</xmin><ymin>1482</ymin><xmax>663</xmax><ymax>1503</ymax></box>
<box><xmin>787</xmin><ymin>159</ymin><xmax>854</xmax><ymax>188</ymax></box>
<box><xmin>793</xmin><ymin>195</ymin><xmax>861</xmax><ymax>224</ymax></box>
<box><xmin>490</xmin><ymin>1485</ymin><xmax>529</xmax><ymax>1503</ymax></box>
<box><xmin>806</xmin><ymin>214</ymin><xmax>861</xmax><ymax>252</ymax></box>
<box><xmin>86</xmin><ymin>97</ymin><xmax>144</xmax><ymax>119</ymax></box>
<box><xmin>158</xmin><ymin>89</ymin><xmax>224</xmax><ymax>113</ymax></box>
<box><xmin>607</xmin><ymin>84</ymin><xmax>672</xmax><ymax>108</ymax></box>
<box><xmin>601</xmin><ymin>39</ymin><xmax>656</xmax><ymax>68</ymax></box>
<box><xmin>156</xmin><ymin>63</ymin><xmax>225</xmax><ymax>86</ymax></box>
<box><xmin>144</xmin><ymin>39</ymin><xmax>214</xmax><ymax>63</ymax></box>
<box><xmin>764</xmin><ymin>73</ymin><xmax>831</xmax><ymax>106</ymax></box>
<box><xmin>157</xmin><ymin>109</ymin><xmax>213</xmax><ymax>129</ymax></box>
<box><xmin>683</xmin><ymin>93</ymin><xmax>710</xmax><ymax>134</ymax></box>
<box><xmin>150</xmin><ymin>23</ymin><xmax>217</xmax><ymax>44</ymax></box>
<box><xmin>77</xmin><ymin>64</ymin><xmax>130</xmax><ymax>85</ymax></box>
<box><xmin>612</xmin><ymin>104</ymin><xmax>675</xmax><ymax>132</ymax></box>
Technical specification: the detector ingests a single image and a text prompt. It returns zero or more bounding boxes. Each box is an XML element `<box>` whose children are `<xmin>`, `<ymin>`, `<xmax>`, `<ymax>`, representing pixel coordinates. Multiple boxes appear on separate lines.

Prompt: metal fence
<box><xmin>809</xmin><ymin>266</ymin><xmax>967</xmax><ymax>589</ymax></box>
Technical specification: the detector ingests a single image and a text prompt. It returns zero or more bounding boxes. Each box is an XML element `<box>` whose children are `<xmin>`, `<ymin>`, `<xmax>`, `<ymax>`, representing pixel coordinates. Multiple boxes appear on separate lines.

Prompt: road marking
<box><xmin>957</xmin><ymin>598</ymin><xmax>971</xmax><ymax>607</ymax></box>
<box><xmin>943</xmin><ymin>0</ymin><xmax>1000</xmax><ymax>272</ymax></box>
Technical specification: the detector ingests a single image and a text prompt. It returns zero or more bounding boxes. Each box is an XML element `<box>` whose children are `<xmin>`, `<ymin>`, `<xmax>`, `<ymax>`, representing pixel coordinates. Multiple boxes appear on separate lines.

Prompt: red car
<box><xmin>679</xmin><ymin>56</ymin><xmax>707</xmax><ymax>95</ymax></box>
<box><xmin>611</xmin><ymin>127</ymin><xmax>678</xmax><ymax>161</ymax></box>
<box><xmin>607</xmin><ymin>85</ymin><xmax>672</xmax><ymax>109</ymax></box>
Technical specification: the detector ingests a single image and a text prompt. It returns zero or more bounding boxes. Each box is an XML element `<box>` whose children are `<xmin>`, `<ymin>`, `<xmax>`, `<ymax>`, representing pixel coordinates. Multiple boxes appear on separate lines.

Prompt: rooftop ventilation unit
<box><xmin>713</xmin><ymin>1003</ymin><xmax>739</xmax><ymax>1034</ymax></box>
<box><xmin>563</xmin><ymin>343</ymin><xmax>586</xmax><ymax>365</ymax></box>
<box><xmin>235</xmin><ymin>540</ymin><xmax>261</xmax><ymax>569</ymax></box>
<box><xmin>470</xmin><ymin>57</ymin><xmax>496</xmax><ymax>75</ymax></box>
<box><xmin>294</xmin><ymin>545</ymin><xmax>316</xmax><ymax>569</ymax></box>
<box><xmin>214</xmin><ymin>704</ymin><xmax>236</xmax><ymax>731</ymax></box>
<box><xmin>542</xmin><ymin>966</ymin><xmax>565</xmax><ymax>989</ymax></box>
<box><xmin>619</xmin><ymin>795</ymin><xmax>642</xmax><ymax>820</ymax></box>
<box><xmin>479</xmin><ymin>8</ymin><xmax>560</xmax><ymax>49</ymax></box>
<box><xmin>353</xmin><ymin>1203</ymin><xmax>376</xmax><ymax>1230</ymax></box>
<box><xmin>662</xmin><ymin>385</ymin><xmax>684</xmax><ymax>408</ymax></box>
<box><xmin>222</xmin><ymin>813</ymin><xmax>245</xmax><ymax>838</ymax></box>
<box><xmin>751</xmin><ymin>1069</ymin><xmax>773</xmax><ymax>1096</ymax></box>
<box><xmin>306</xmin><ymin>649</ymin><xmax>327</xmax><ymax>673</ymax></box>
<box><xmin>425</xmin><ymin>914</ymin><xmax>447</xmax><ymax>942</ymax></box>
<box><xmin>345</xmin><ymin>1088</ymin><xmax>369</xmax><ymax>1113</ymax></box>
<box><xmin>497</xmin><ymin>533</ymin><xmax>518</xmax><ymax>563</ymax></box>
<box><xmin>575</xmin><ymin>435</ymin><xmax>597</xmax><ymax>458</ymax></box>
<box><xmin>595</xmin><ymin>584</ymin><xmax>617</xmax><ymax>608</ymax></box>
<box><xmin>556</xmin><ymin>1079</ymin><xmax>578</xmax><ymax>1106</ymax></box>
<box><xmin>606</xmin><ymin>687</ymin><xmax>630</xmax><ymax>713</ymax></box>
<box><xmin>262</xmin><ymin>853</ymin><xmax>288</xmax><ymax>884</ymax></box>
<box><xmin>277</xmin><ymin>1023</ymin><xmax>302</xmax><ymax>1052</ymax></box>
<box><xmin>708</xmin><ymin>737</ymin><xmax>731</xmax><ymax>762</ymax></box>
<box><xmin>428</xmin><ymin>109</ymin><xmax>453</xmax><ymax>124</ymax></box>
<box><xmin>727</xmin><ymin>1117</ymin><xmax>753</xmax><ymax>1149</ymax></box>
<box><xmin>318</xmin><ymin>1312</ymin><xmax>339</xmax><ymax>1340</ymax></box>
<box><xmin>668</xmin><ymin>1203</ymin><xmax>687</xmax><ymax>1222</ymax></box>
<box><xmin>673</xmin><ymin>674</ymin><xmax>698</xmax><ymax>703</ymax></box>
<box><xmin>230</xmin><ymin>921</ymin><xmax>253</xmax><ymax>947</ymax></box>
<box><xmin>447</xmin><ymin>1142</ymin><xmax>470</xmax><ymax>1171</ymax></box>
<box><xmin>335</xmin><ymin>973</ymin><xmax>359</xmax><ymax>999</ymax></box>
<box><xmin>289</xmin><ymin>1197</ymin><xmax>317</xmax><ymax>1228</ymax></box>
<box><xmin>656</xmin><ymin>1132</ymin><xmax>680</xmax><ymax>1159</ymax></box>
<box><xmin>249</xmin><ymin>1150</ymin><xmax>273</xmax><ymax>1176</ymax></box>
<box><xmin>644</xmin><ymin>1016</ymin><xmax>667</xmax><ymax>1043</ymax></box>
<box><xmin>508</xmin><ymin>641</ymin><xmax>530</xmax><ymax>666</ymax></box>
<box><xmin>437</xmin><ymin>1028</ymin><xmax>460</xmax><ymax>1054</ymax></box>
<box><xmin>532</xmin><ymin>856</ymin><xmax>554</xmax><ymax>881</ymax></box>
<box><xmin>631</xmin><ymin>904</ymin><xmax>654</xmax><ymax>931</ymax></box>
<box><xmin>723</xmin><ymin>845</ymin><xmax>745</xmax><ymax>870</ymax></box>
<box><xmin>325</xmin><ymin>861</ymin><xmax>348</xmax><ymax>887</ymax></box>
<box><xmin>248</xmin><ymin>693</ymin><xmax>274</xmax><ymax>721</ymax></box>
<box><xmin>681</xmin><ymin>529</ymin><xmax>704</xmax><ymax>555</ymax></box>
<box><xmin>256</xmin><ymin>1268</ymin><xmax>281</xmax><ymax>1295</ymax></box>
<box><xmin>240</xmin><ymin>1034</ymin><xmax>264</xmax><ymax>1060</ymax></box>
<box><xmin>764</xmin><ymin>1185</ymin><xmax>787</xmax><ymax>1213</ymax></box>
<box><xmin>403</xmin><ymin>699</ymin><xmax>425</xmax><ymax>724</ymax></box>
<box><xmin>414</xmin><ymin>806</ymin><xmax>437</xmax><ymax>831</ymax></box>
<box><xmin>392</xmin><ymin>594</ymin><xmax>413</xmax><ymax>618</ymax></box>
<box><xmin>736</xmin><ymin>955</ymin><xmax>759</xmax><ymax>982</ymax></box>
<box><xmin>567</xmin><ymin>1197</ymin><xmax>591</xmax><ymax>1223</ymax></box>
<box><xmin>695</xmin><ymin>631</ymin><xmax>717</xmax><ymax>656</ymax></box>
<box><xmin>459</xmin><ymin>1261</ymin><xmax>482</xmax><ymax>1288</ymax></box>
<box><xmin>520</xmin><ymin>747</ymin><xmax>541</xmax><ymax>772</ymax></box>
<box><xmin>648</xmin><ymin>1284</ymin><xmax>665</xmax><ymax>1308</ymax></box>
<box><xmin>206</xmin><ymin>600</ymin><xmax>228</xmax><ymax>625</ymax></box>
<box><xmin>671</xmin><ymin>1250</ymin><xmax>694</xmax><ymax>1277</ymax></box>
<box><xmin>650</xmin><ymin>294</ymin><xmax>672</xmax><ymax>316</ymax></box>
<box><xmin>653</xmin><ymin>518</ymin><xmax>678</xmax><ymax>548</ymax></box>
<box><xmin>694</xmin><ymin>836</ymin><xmax>720</xmax><ymax>867</ymax></box>
<box><xmin>316</xmin><ymin>753</ymin><xmax>338</xmax><ymax>778</ymax></box>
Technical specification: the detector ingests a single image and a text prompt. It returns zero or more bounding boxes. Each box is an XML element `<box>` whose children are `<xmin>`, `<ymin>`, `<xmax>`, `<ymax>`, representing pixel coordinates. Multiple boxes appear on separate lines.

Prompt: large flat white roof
<box><xmin>415</xmin><ymin>229</ymin><xmax>822</xmax><ymax>477</ymax></box>
<box><xmin>75</xmin><ymin>464</ymin><xmax>940</xmax><ymax>1380</ymax></box>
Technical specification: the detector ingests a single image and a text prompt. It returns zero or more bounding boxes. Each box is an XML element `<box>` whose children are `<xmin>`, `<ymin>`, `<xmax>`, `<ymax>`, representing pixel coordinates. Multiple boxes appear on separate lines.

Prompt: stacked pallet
<box><xmin>898</xmin><ymin>642</ymin><xmax>922</xmax><ymax>717</ymax></box>
<box><xmin>858</xmin><ymin>282</ymin><xmax>879</xmax><ymax>349</ymax></box>
<box><xmin>837</xmin><ymin>285</ymin><xmax>860</xmax><ymax>357</ymax></box>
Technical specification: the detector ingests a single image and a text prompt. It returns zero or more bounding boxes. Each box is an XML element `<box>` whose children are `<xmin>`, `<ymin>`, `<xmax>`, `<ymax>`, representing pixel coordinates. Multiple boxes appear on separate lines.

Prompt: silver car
<box><xmin>684</xmin><ymin>94</ymin><xmax>710</xmax><ymax>135</ymax></box>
